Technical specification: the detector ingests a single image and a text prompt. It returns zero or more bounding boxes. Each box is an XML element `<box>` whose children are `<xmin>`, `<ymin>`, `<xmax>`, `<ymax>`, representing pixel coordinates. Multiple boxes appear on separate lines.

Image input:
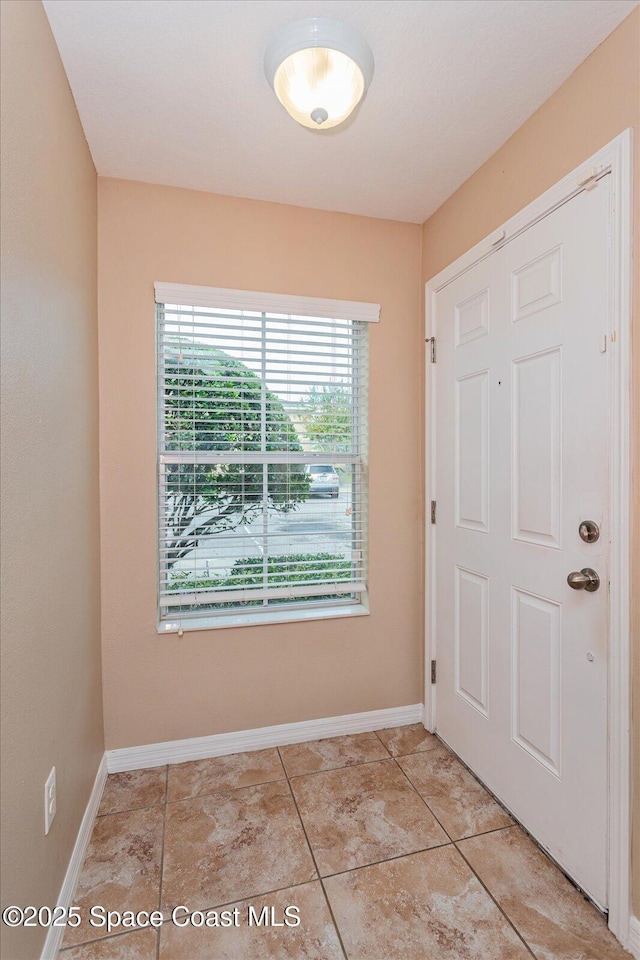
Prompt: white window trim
<box><xmin>156</xmin><ymin>284</ymin><xmax>373</xmax><ymax>632</ymax></box>
<box><xmin>158</xmin><ymin>597</ymin><xmax>370</xmax><ymax>634</ymax></box>
<box><xmin>154</xmin><ymin>281</ymin><xmax>380</xmax><ymax>323</ymax></box>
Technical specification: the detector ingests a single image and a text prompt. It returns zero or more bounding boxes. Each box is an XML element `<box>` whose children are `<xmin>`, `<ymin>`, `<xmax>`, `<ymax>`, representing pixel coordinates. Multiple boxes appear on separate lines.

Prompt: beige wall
<box><xmin>420</xmin><ymin>7</ymin><xmax>640</xmax><ymax>916</ymax></box>
<box><xmin>0</xmin><ymin>3</ymin><xmax>104</xmax><ymax>958</ymax></box>
<box><xmin>97</xmin><ymin>178</ymin><xmax>423</xmax><ymax>750</ymax></box>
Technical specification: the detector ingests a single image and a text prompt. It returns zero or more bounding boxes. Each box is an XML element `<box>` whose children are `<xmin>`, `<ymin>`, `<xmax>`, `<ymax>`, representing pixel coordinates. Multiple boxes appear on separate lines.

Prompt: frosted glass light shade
<box><xmin>273</xmin><ymin>48</ymin><xmax>365</xmax><ymax>130</ymax></box>
<box><xmin>265</xmin><ymin>19</ymin><xmax>374</xmax><ymax>130</ymax></box>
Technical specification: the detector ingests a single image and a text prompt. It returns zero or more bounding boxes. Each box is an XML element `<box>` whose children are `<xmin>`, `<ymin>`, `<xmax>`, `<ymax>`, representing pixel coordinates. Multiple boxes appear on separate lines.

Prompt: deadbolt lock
<box><xmin>579</xmin><ymin>520</ymin><xmax>600</xmax><ymax>543</ymax></box>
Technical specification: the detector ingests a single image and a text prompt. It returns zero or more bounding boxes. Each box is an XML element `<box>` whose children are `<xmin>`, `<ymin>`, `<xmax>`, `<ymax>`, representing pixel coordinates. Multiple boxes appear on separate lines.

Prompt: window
<box><xmin>156</xmin><ymin>283</ymin><xmax>377</xmax><ymax>631</ymax></box>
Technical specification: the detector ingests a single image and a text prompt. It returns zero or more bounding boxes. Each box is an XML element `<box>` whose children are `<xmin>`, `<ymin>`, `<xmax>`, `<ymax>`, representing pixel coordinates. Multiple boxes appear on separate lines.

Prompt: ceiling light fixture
<box><xmin>264</xmin><ymin>18</ymin><xmax>374</xmax><ymax>130</ymax></box>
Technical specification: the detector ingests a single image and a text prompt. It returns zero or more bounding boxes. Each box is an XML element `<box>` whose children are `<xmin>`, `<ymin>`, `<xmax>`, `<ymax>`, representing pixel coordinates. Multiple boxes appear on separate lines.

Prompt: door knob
<box><xmin>567</xmin><ymin>568</ymin><xmax>600</xmax><ymax>592</ymax></box>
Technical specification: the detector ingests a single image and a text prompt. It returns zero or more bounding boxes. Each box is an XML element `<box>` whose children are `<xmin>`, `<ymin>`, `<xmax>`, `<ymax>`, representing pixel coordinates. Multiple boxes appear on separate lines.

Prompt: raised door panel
<box><xmin>512</xmin><ymin>348</ymin><xmax>561</xmax><ymax>548</ymax></box>
<box><xmin>512</xmin><ymin>246</ymin><xmax>562</xmax><ymax>322</ymax></box>
<box><xmin>455</xmin><ymin>566</ymin><xmax>489</xmax><ymax>717</ymax></box>
<box><xmin>455</xmin><ymin>288</ymin><xmax>490</xmax><ymax>347</ymax></box>
<box><xmin>456</xmin><ymin>370</ymin><xmax>489</xmax><ymax>533</ymax></box>
<box><xmin>511</xmin><ymin>587</ymin><xmax>561</xmax><ymax>777</ymax></box>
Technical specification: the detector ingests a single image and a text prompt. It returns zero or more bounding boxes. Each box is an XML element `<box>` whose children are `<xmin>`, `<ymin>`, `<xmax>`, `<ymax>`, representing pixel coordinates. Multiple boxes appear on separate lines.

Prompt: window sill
<box><xmin>158</xmin><ymin>598</ymin><xmax>370</xmax><ymax>634</ymax></box>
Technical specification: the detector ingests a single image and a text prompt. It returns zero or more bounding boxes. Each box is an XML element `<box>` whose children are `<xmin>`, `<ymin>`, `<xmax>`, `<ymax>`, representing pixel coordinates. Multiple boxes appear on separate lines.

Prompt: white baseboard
<box><xmin>106</xmin><ymin>703</ymin><xmax>424</xmax><ymax>773</ymax></box>
<box><xmin>40</xmin><ymin>754</ymin><xmax>107</xmax><ymax>960</ymax></box>
<box><xmin>628</xmin><ymin>915</ymin><xmax>640</xmax><ymax>959</ymax></box>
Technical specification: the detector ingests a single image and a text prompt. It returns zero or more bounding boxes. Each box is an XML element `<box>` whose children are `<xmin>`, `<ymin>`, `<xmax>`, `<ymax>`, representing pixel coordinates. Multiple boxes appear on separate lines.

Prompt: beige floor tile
<box><xmin>459</xmin><ymin>826</ymin><xmax>631</xmax><ymax>959</ymax></box>
<box><xmin>161</xmin><ymin>780</ymin><xmax>316</xmax><ymax>911</ymax></box>
<box><xmin>62</xmin><ymin>807</ymin><xmax>164</xmax><ymax>948</ymax></box>
<box><xmin>167</xmin><ymin>748</ymin><xmax>285</xmax><ymax>802</ymax></box>
<box><xmin>60</xmin><ymin>928</ymin><xmax>158</xmax><ymax>959</ymax></box>
<box><xmin>159</xmin><ymin>882</ymin><xmax>343</xmax><ymax>959</ymax></box>
<box><xmin>290</xmin><ymin>758</ymin><xmax>448</xmax><ymax>877</ymax></box>
<box><xmin>376</xmin><ymin>723</ymin><xmax>439</xmax><ymax>757</ymax></box>
<box><xmin>324</xmin><ymin>845</ymin><xmax>530</xmax><ymax>959</ymax></box>
<box><xmin>398</xmin><ymin>742</ymin><xmax>513</xmax><ymax>840</ymax></box>
<box><xmin>98</xmin><ymin>767</ymin><xmax>167</xmax><ymax>816</ymax></box>
<box><xmin>279</xmin><ymin>731</ymin><xmax>390</xmax><ymax>777</ymax></box>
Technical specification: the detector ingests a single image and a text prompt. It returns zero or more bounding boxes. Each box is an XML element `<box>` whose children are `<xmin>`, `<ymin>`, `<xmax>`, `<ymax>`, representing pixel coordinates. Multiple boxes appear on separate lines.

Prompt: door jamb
<box><xmin>423</xmin><ymin>130</ymin><xmax>633</xmax><ymax>946</ymax></box>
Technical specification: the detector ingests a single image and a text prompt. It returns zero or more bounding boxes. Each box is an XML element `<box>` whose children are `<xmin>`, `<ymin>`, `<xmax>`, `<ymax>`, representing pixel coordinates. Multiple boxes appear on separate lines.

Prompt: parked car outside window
<box><xmin>306</xmin><ymin>464</ymin><xmax>340</xmax><ymax>498</ymax></box>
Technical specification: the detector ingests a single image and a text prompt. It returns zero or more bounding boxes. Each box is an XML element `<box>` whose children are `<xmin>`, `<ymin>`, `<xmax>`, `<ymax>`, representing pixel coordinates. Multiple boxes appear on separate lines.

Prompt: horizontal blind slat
<box><xmin>161</xmin><ymin>581</ymin><xmax>367</xmax><ymax>606</ymax></box>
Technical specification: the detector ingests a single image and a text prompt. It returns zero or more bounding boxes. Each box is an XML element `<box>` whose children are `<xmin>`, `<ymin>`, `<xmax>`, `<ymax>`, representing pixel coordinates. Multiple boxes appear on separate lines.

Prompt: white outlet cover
<box><xmin>44</xmin><ymin>767</ymin><xmax>56</xmax><ymax>835</ymax></box>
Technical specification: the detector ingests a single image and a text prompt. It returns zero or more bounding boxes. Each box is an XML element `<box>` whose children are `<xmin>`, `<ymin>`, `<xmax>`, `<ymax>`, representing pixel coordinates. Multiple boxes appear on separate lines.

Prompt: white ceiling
<box><xmin>43</xmin><ymin>0</ymin><xmax>637</xmax><ymax>223</ymax></box>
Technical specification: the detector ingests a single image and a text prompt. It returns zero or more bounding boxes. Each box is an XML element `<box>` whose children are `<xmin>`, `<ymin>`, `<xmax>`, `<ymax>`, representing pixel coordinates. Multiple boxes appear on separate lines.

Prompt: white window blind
<box><xmin>156</xmin><ymin>284</ymin><xmax>372</xmax><ymax>627</ymax></box>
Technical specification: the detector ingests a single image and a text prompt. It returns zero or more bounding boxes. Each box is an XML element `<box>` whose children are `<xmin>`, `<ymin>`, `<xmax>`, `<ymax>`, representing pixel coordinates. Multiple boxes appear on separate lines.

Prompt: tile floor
<box><xmin>60</xmin><ymin>725</ymin><xmax>630</xmax><ymax>959</ymax></box>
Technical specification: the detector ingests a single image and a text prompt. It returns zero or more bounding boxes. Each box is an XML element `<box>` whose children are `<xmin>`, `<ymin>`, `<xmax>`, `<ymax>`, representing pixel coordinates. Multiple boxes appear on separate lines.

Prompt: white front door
<box><xmin>432</xmin><ymin>178</ymin><xmax>611</xmax><ymax>907</ymax></box>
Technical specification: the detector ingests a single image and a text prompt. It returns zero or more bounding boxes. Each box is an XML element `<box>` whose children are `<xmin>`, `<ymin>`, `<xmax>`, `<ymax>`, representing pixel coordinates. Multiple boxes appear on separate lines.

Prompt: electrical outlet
<box><xmin>44</xmin><ymin>767</ymin><xmax>56</xmax><ymax>835</ymax></box>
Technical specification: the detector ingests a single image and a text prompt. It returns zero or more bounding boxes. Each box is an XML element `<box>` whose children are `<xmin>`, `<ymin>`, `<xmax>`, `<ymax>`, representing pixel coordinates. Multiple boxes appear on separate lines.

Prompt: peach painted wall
<box><xmin>0</xmin><ymin>3</ymin><xmax>103</xmax><ymax>958</ymax></box>
<box><xmin>420</xmin><ymin>7</ymin><xmax>640</xmax><ymax>915</ymax></box>
<box><xmin>98</xmin><ymin>178</ymin><xmax>423</xmax><ymax>750</ymax></box>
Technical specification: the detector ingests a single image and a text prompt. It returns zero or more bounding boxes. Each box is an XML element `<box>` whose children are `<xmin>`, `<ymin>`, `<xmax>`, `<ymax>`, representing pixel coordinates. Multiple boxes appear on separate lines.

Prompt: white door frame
<box><xmin>424</xmin><ymin>130</ymin><xmax>633</xmax><ymax>945</ymax></box>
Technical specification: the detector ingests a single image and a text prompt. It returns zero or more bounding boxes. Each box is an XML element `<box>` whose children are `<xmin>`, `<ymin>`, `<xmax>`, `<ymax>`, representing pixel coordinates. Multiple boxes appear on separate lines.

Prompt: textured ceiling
<box><xmin>43</xmin><ymin>0</ymin><xmax>637</xmax><ymax>223</ymax></box>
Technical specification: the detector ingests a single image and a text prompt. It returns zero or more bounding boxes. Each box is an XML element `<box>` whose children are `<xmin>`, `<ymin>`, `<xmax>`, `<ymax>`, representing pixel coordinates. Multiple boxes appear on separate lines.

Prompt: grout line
<box><xmin>165</xmin><ymin>774</ymin><xmax>288</xmax><ymax>806</ymax></box>
<box><xmin>161</xmin><ymin>877</ymin><xmax>327</xmax><ymax>919</ymax></box>
<box><xmin>372</xmin><ymin>728</ymin><xmax>390</xmax><ymax>751</ymax></box>
<box><xmin>275</xmin><ymin>747</ymin><xmax>288</xmax><ymax>780</ymax></box>
<box><xmin>391</xmin><ymin>757</ymin><xmax>455</xmax><ymax>843</ymax></box>
<box><xmin>433</xmin><ymin>733</ymin><xmax>514</xmax><ymax>819</ymax></box>
<box><xmin>278</xmin><ymin>747</ymin><xmax>320</xmax><ymax>882</ymax></box>
<box><xmin>320</xmin><ymin>840</ymin><xmax>454</xmax><ymax>881</ymax></box>
<box><xmin>286</xmin><ymin>754</ymin><xmax>396</xmax><ymax>784</ymax></box>
<box><xmin>318</xmin><ymin>876</ymin><xmax>349</xmax><ymax>960</ymax></box>
<box><xmin>394</xmin><ymin>741</ymin><xmax>514</xmax><ymax>838</ymax></box>
<box><xmin>96</xmin><ymin>800</ymin><xmax>166</xmax><ymax>818</ymax></box>
<box><xmin>456</xmin><ymin>823</ymin><xmax>517</xmax><ymax>842</ymax></box>
<box><xmin>279</xmin><ymin>747</ymin><xmax>348</xmax><ymax>960</ymax></box>
<box><xmin>370</xmin><ymin>728</ymin><xmax>392</xmax><ymax>757</ymax></box>
<box><xmin>394</xmin><ymin>747</ymin><xmax>517</xmax><ymax>845</ymax></box>
<box><xmin>156</xmin><ymin>765</ymin><xmax>169</xmax><ymax>960</ymax></box>
<box><xmin>454</xmin><ymin>838</ymin><xmax>538</xmax><ymax>959</ymax></box>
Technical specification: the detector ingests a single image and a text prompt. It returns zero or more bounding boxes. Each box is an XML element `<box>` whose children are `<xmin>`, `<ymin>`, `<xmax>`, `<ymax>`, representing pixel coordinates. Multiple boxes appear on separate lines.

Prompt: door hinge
<box><xmin>430</xmin><ymin>500</ymin><xmax>436</xmax><ymax>524</ymax></box>
<box><xmin>430</xmin><ymin>660</ymin><xmax>437</xmax><ymax>684</ymax></box>
<box><xmin>426</xmin><ymin>336</ymin><xmax>436</xmax><ymax>363</ymax></box>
